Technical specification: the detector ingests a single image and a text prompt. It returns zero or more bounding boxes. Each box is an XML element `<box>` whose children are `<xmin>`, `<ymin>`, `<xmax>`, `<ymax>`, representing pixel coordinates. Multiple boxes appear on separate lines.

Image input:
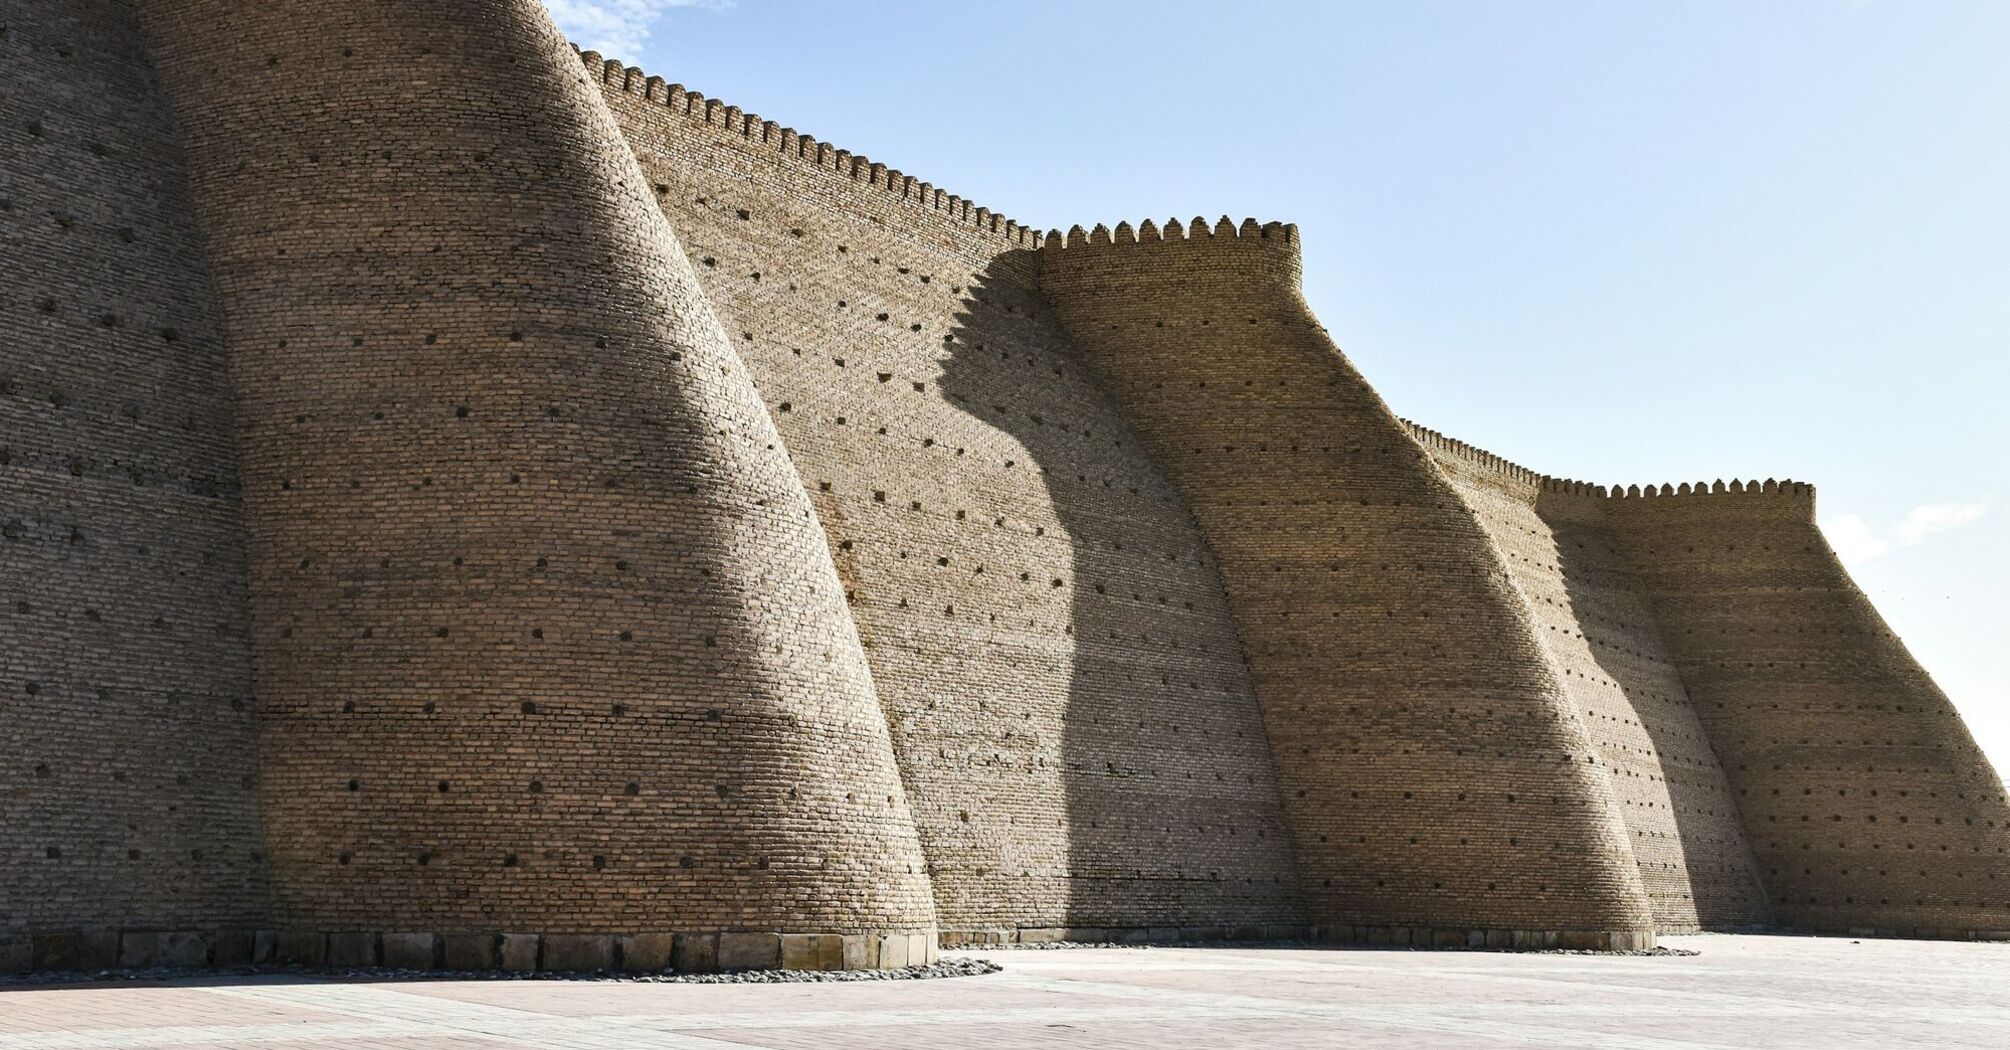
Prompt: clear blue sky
<box><xmin>550</xmin><ymin>0</ymin><xmax>2010</xmax><ymax>770</ymax></box>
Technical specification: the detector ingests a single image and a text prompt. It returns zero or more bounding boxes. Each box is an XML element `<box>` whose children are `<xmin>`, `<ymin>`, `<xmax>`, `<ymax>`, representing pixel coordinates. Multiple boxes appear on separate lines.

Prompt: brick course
<box><xmin>589</xmin><ymin>58</ymin><xmax>1303</xmax><ymax>936</ymax></box>
<box><xmin>1040</xmin><ymin>221</ymin><xmax>1657</xmax><ymax>942</ymax></box>
<box><xmin>3</xmin><ymin>0</ymin><xmax>2003</xmax><ymax>970</ymax></box>
<box><xmin>1606</xmin><ymin>483</ymin><xmax>2010</xmax><ymax>936</ymax></box>
<box><xmin>0</xmin><ymin>0</ymin><xmax>267</xmax><ymax>938</ymax></box>
<box><xmin>128</xmin><ymin>0</ymin><xmax>935</xmax><ymax>948</ymax></box>
<box><xmin>1410</xmin><ymin>427</ymin><xmax>1772</xmax><ymax>931</ymax></box>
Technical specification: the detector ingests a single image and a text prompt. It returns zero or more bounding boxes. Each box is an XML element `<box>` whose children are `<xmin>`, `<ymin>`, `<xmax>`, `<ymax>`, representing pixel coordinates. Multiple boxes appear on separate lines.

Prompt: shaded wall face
<box><xmin>135</xmin><ymin>0</ymin><xmax>934</xmax><ymax>937</ymax></box>
<box><xmin>594</xmin><ymin>71</ymin><xmax>1302</xmax><ymax>933</ymax></box>
<box><xmin>1040</xmin><ymin>227</ymin><xmax>1654</xmax><ymax>943</ymax></box>
<box><xmin>1420</xmin><ymin>449</ymin><xmax>1772</xmax><ymax>931</ymax></box>
<box><xmin>0</xmin><ymin>0</ymin><xmax>265</xmax><ymax>934</ymax></box>
<box><xmin>1608</xmin><ymin>491</ymin><xmax>2010</xmax><ymax>935</ymax></box>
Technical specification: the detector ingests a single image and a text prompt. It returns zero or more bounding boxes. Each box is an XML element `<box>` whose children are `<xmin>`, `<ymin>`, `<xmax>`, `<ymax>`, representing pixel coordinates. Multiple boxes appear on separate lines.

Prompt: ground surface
<box><xmin>1</xmin><ymin>934</ymin><xmax>2004</xmax><ymax>1048</ymax></box>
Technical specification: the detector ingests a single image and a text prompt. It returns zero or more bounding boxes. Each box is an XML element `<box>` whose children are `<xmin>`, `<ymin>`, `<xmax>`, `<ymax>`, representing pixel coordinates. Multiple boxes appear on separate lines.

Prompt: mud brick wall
<box><xmin>0</xmin><ymin>0</ymin><xmax>266</xmax><ymax>937</ymax></box>
<box><xmin>1407</xmin><ymin>427</ymin><xmax>1772</xmax><ymax>931</ymax></box>
<box><xmin>6</xmin><ymin>0</ymin><xmax>2005</xmax><ymax>961</ymax></box>
<box><xmin>132</xmin><ymin>0</ymin><xmax>935</xmax><ymax>941</ymax></box>
<box><xmin>589</xmin><ymin>57</ymin><xmax>1303</xmax><ymax>935</ymax></box>
<box><xmin>1040</xmin><ymin>219</ymin><xmax>1656</xmax><ymax>946</ymax></box>
<box><xmin>1607</xmin><ymin>482</ymin><xmax>2010</xmax><ymax>937</ymax></box>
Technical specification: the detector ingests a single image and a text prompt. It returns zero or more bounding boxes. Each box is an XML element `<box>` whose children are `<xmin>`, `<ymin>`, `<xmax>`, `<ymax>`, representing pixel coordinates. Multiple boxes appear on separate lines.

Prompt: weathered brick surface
<box><xmin>130</xmin><ymin>0</ymin><xmax>934</xmax><ymax>943</ymax></box>
<box><xmin>0</xmin><ymin>0</ymin><xmax>266</xmax><ymax>938</ymax></box>
<box><xmin>1409</xmin><ymin>427</ymin><xmax>1773</xmax><ymax>931</ymax></box>
<box><xmin>1605</xmin><ymin>483</ymin><xmax>2010</xmax><ymax>936</ymax></box>
<box><xmin>1040</xmin><ymin>221</ymin><xmax>1656</xmax><ymax>941</ymax></box>
<box><xmin>5</xmin><ymin>0</ymin><xmax>2003</xmax><ymax>968</ymax></box>
<box><xmin>588</xmin><ymin>58</ymin><xmax>1302</xmax><ymax>933</ymax></box>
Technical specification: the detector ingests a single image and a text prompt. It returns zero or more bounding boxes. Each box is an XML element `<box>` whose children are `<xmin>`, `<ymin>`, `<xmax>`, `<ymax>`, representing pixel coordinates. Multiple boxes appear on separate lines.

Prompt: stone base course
<box><xmin>32</xmin><ymin>922</ymin><xmax>2010</xmax><ymax>975</ymax></box>
<box><xmin>939</xmin><ymin>924</ymin><xmax>1655</xmax><ymax>952</ymax></box>
<box><xmin>0</xmin><ymin>928</ymin><xmax>941</xmax><ymax>975</ymax></box>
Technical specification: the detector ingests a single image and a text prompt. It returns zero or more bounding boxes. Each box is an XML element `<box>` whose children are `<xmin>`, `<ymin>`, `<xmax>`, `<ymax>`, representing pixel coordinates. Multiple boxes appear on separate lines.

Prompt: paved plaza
<box><xmin>1</xmin><ymin>934</ymin><xmax>2005</xmax><ymax>1049</ymax></box>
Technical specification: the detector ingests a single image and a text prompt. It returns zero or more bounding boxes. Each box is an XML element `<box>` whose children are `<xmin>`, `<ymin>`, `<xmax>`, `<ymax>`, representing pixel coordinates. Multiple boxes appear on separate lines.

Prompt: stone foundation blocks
<box><xmin>380</xmin><ymin>933</ymin><xmax>437</xmax><ymax>970</ymax></box>
<box><xmin>620</xmin><ymin>933</ymin><xmax>675</xmax><ymax>973</ymax></box>
<box><xmin>717</xmin><ymin>932</ymin><xmax>781</xmax><ymax>972</ymax></box>
<box><xmin>779</xmin><ymin>933</ymin><xmax>843</xmax><ymax>971</ymax></box>
<box><xmin>500</xmin><ymin>934</ymin><xmax>540</xmax><ymax>972</ymax></box>
<box><xmin>325</xmin><ymin>932</ymin><xmax>376</xmax><ymax>968</ymax></box>
<box><xmin>672</xmin><ymin>932</ymin><xmax>718</xmax><ymax>974</ymax></box>
<box><xmin>443</xmin><ymin>933</ymin><xmax>497</xmax><ymax>971</ymax></box>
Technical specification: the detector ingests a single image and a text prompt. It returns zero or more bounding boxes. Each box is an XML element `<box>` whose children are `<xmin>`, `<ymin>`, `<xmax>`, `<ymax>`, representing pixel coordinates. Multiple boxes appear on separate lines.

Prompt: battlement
<box><xmin>577</xmin><ymin>48</ymin><xmax>1044</xmax><ymax>248</ymax></box>
<box><xmin>1398</xmin><ymin>420</ymin><xmax>1814</xmax><ymax>507</ymax></box>
<box><xmin>1600</xmin><ymin>477</ymin><xmax>1814</xmax><ymax>500</ymax></box>
<box><xmin>1400</xmin><ymin>419</ymin><xmax>1544</xmax><ymax>487</ymax></box>
<box><xmin>1041</xmin><ymin>216</ymin><xmax>1299</xmax><ymax>251</ymax></box>
<box><xmin>8</xmin><ymin>0</ymin><xmax>2001</xmax><ymax>972</ymax></box>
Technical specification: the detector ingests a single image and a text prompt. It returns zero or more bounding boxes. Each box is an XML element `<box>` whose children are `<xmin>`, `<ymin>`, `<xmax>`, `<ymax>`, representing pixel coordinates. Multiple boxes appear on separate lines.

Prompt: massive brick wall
<box><xmin>0</xmin><ymin>0</ymin><xmax>266</xmax><ymax>955</ymax></box>
<box><xmin>132</xmin><ymin>0</ymin><xmax>936</xmax><ymax>964</ymax></box>
<box><xmin>8</xmin><ymin>0</ymin><xmax>2005</xmax><ymax>968</ymax></box>
<box><xmin>1040</xmin><ymin>220</ymin><xmax>1656</xmax><ymax>948</ymax></box>
<box><xmin>588</xmin><ymin>58</ymin><xmax>1303</xmax><ymax>937</ymax></box>
<box><xmin>1406</xmin><ymin>427</ymin><xmax>1772</xmax><ymax>931</ymax></box>
<box><xmin>1606</xmin><ymin>482</ymin><xmax>2010</xmax><ymax>937</ymax></box>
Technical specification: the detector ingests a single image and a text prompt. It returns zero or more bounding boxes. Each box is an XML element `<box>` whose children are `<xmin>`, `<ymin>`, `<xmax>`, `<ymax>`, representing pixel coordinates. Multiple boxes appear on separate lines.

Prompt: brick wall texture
<box><xmin>2</xmin><ymin>0</ymin><xmax>2005</xmax><ymax>970</ymax></box>
<box><xmin>0</xmin><ymin>0</ymin><xmax>268</xmax><ymax>942</ymax></box>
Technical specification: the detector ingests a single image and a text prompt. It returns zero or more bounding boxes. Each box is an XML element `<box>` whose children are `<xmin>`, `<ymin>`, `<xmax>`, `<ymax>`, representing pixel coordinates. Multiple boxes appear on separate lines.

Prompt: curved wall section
<box><xmin>135</xmin><ymin>0</ymin><xmax>935</xmax><ymax>966</ymax></box>
<box><xmin>1607</xmin><ymin>483</ymin><xmax>2010</xmax><ymax>937</ymax></box>
<box><xmin>1407</xmin><ymin>429</ymin><xmax>1771</xmax><ymax>931</ymax></box>
<box><xmin>588</xmin><ymin>59</ymin><xmax>1303</xmax><ymax>939</ymax></box>
<box><xmin>0</xmin><ymin>0</ymin><xmax>265</xmax><ymax>960</ymax></box>
<box><xmin>1040</xmin><ymin>220</ymin><xmax>1655</xmax><ymax>947</ymax></box>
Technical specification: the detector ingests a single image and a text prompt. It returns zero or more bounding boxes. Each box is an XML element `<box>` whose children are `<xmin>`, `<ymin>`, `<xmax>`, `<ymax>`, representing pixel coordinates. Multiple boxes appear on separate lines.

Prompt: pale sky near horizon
<box><xmin>549</xmin><ymin>0</ymin><xmax>2010</xmax><ymax>772</ymax></box>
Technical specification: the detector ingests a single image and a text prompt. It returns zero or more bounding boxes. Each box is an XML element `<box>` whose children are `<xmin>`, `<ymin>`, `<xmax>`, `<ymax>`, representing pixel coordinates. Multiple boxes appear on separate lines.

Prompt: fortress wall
<box><xmin>0</xmin><ymin>0</ymin><xmax>266</xmax><ymax>955</ymax></box>
<box><xmin>591</xmin><ymin>58</ymin><xmax>1303</xmax><ymax>938</ymax></box>
<box><xmin>1605</xmin><ymin>482</ymin><xmax>2010</xmax><ymax>937</ymax></box>
<box><xmin>1039</xmin><ymin>220</ymin><xmax>1655</xmax><ymax>947</ymax></box>
<box><xmin>133</xmin><ymin>0</ymin><xmax>936</xmax><ymax>968</ymax></box>
<box><xmin>1403</xmin><ymin>426</ymin><xmax>1771</xmax><ymax>931</ymax></box>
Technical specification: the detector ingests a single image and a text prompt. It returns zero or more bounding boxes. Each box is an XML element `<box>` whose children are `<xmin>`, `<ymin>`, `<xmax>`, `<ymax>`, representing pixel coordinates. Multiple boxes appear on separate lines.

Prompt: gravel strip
<box><xmin>0</xmin><ymin>958</ymin><xmax>1002</xmax><ymax>986</ymax></box>
<box><xmin>945</xmin><ymin>939</ymin><xmax>1698</xmax><ymax>957</ymax></box>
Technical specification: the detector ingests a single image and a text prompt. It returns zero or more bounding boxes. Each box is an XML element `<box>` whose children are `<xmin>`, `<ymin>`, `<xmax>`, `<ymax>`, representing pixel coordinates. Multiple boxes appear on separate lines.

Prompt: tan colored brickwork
<box><xmin>131</xmin><ymin>0</ymin><xmax>934</xmax><ymax>946</ymax></box>
<box><xmin>1039</xmin><ymin>220</ymin><xmax>1656</xmax><ymax>943</ymax></box>
<box><xmin>1604</xmin><ymin>482</ymin><xmax>2010</xmax><ymax>937</ymax></box>
<box><xmin>588</xmin><ymin>57</ymin><xmax>1303</xmax><ymax>935</ymax></box>
<box><xmin>0</xmin><ymin>0</ymin><xmax>266</xmax><ymax>936</ymax></box>
<box><xmin>6</xmin><ymin>0</ymin><xmax>2004</xmax><ymax>969</ymax></box>
<box><xmin>1407</xmin><ymin>427</ymin><xmax>1771</xmax><ymax>931</ymax></box>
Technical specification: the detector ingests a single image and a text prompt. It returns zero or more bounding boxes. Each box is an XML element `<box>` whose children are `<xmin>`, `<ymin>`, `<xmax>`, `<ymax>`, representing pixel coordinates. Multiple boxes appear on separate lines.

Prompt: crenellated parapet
<box><xmin>1399</xmin><ymin>419</ymin><xmax>1816</xmax><ymax>507</ymax></box>
<box><xmin>1041</xmin><ymin>216</ymin><xmax>1299</xmax><ymax>250</ymax></box>
<box><xmin>578</xmin><ymin>49</ymin><xmax>1044</xmax><ymax>247</ymax></box>
<box><xmin>1604</xmin><ymin>477</ymin><xmax>1814</xmax><ymax>503</ymax></box>
<box><xmin>1399</xmin><ymin>419</ymin><xmax>1545</xmax><ymax>488</ymax></box>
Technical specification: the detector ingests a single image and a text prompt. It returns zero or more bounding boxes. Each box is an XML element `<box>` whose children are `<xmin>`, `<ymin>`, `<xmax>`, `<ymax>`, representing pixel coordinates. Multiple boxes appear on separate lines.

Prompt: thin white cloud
<box><xmin>1896</xmin><ymin>501</ymin><xmax>1989</xmax><ymax>546</ymax></box>
<box><xmin>1824</xmin><ymin>501</ymin><xmax>1989</xmax><ymax>565</ymax></box>
<box><xmin>545</xmin><ymin>0</ymin><xmax>729</xmax><ymax>59</ymax></box>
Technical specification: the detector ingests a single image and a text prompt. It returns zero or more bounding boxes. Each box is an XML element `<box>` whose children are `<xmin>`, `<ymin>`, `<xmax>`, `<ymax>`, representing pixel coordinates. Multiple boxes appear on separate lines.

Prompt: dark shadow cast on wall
<box><xmin>1537</xmin><ymin>496</ymin><xmax>1775</xmax><ymax>931</ymax></box>
<box><xmin>932</xmin><ymin>250</ymin><xmax>1305</xmax><ymax>934</ymax></box>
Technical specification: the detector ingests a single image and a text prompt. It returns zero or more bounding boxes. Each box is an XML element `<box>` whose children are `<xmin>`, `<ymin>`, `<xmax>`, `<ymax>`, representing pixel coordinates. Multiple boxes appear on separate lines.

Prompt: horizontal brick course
<box><xmin>5</xmin><ymin>0</ymin><xmax>2003</xmax><ymax>973</ymax></box>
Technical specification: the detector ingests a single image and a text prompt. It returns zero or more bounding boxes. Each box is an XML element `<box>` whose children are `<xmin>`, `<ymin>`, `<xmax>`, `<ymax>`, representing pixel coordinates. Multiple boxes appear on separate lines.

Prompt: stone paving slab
<box><xmin>0</xmin><ymin>935</ymin><xmax>2006</xmax><ymax>1048</ymax></box>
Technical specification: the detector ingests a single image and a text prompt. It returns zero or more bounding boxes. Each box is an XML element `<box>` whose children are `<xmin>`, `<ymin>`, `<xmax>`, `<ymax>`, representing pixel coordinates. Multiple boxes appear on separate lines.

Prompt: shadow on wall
<box><xmin>931</xmin><ymin>252</ymin><xmax>1303</xmax><ymax>931</ymax></box>
<box><xmin>1537</xmin><ymin>502</ymin><xmax>1774</xmax><ymax>931</ymax></box>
